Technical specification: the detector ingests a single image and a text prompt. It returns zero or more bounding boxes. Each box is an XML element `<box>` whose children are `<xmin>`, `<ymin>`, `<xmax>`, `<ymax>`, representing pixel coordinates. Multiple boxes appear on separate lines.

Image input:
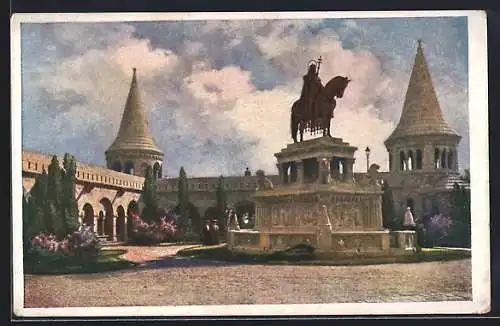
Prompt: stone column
<box><xmin>423</xmin><ymin>144</ymin><xmax>435</xmax><ymax>170</ymax></box>
<box><xmin>93</xmin><ymin>216</ymin><xmax>98</xmax><ymax>234</ymax></box>
<box><xmin>441</xmin><ymin>148</ymin><xmax>447</xmax><ymax>170</ymax></box>
<box><xmin>343</xmin><ymin>158</ymin><xmax>354</xmax><ymax>182</ymax></box>
<box><xmin>295</xmin><ymin>160</ymin><xmax>304</xmax><ymax>184</ymax></box>
<box><xmin>112</xmin><ymin>216</ymin><xmax>117</xmax><ymax>241</ymax></box>
<box><xmin>330</xmin><ymin>158</ymin><xmax>340</xmax><ymax>180</ymax></box>
<box><xmin>374</xmin><ymin>196</ymin><xmax>383</xmax><ymax>229</ymax></box>
<box><xmin>454</xmin><ymin>149</ymin><xmax>459</xmax><ymax>171</ymax></box>
<box><xmin>318</xmin><ymin>157</ymin><xmax>331</xmax><ymax>184</ymax></box>
<box><xmin>338</xmin><ymin>158</ymin><xmax>345</xmax><ymax>180</ymax></box>
<box><xmin>100</xmin><ymin>218</ymin><xmax>105</xmax><ymax>236</ymax></box>
<box><xmin>279</xmin><ymin>163</ymin><xmax>289</xmax><ymax>185</ymax></box>
<box><xmin>123</xmin><ymin>217</ymin><xmax>128</xmax><ymax>242</ymax></box>
<box><xmin>78</xmin><ymin>213</ymin><xmax>83</xmax><ymax>226</ymax></box>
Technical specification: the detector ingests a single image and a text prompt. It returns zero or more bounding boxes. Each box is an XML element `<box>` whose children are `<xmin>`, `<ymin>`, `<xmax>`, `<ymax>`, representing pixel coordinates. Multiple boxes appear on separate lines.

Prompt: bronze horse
<box><xmin>291</xmin><ymin>76</ymin><xmax>350</xmax><ymax>143</ymax></box>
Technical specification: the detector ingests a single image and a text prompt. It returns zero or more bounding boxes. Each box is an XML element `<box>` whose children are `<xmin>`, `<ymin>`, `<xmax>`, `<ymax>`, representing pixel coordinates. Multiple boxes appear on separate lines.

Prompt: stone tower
<box><xmin>105</xmin><ymin>68</ymin><xmax>164</xmax><ymax>178</ymax></box>
<box><xmin>384</xmin><ymin>40</ymin><xmax>462</xmax><ymax>219</ymax></box>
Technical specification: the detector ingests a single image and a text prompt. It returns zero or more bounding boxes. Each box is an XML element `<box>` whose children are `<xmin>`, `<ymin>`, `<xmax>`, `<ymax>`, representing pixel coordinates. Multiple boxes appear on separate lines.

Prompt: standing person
<box><xmin>202</xmin><ymin>219</ymin><xmax>211</xmax><ymax>245</ymax></box>
<box><xmin>402</xmin><ymin>206</ymin><xmax>417</xmax><ymax>251</ymax></box>
<box><xmin>210</xmin><ymin>220</ymin><xmax>220</xmax><ymax>245</ymax></box>
<box><xmin>403</xmin><ymin>207</ymin><xmax>417</xmax><ymax>230</ymax></box>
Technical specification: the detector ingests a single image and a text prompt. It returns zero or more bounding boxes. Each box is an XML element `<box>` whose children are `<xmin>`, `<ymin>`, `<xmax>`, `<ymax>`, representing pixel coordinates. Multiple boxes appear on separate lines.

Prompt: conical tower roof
<box><xmin>106</xmin><ymin>68</ymin><xmax>163</xmax><ymax>155</ymax></box>
<box><xmin>385</xmin><ymin>40</ymin><xmax>460</xmax><ymax>146</ymax></box>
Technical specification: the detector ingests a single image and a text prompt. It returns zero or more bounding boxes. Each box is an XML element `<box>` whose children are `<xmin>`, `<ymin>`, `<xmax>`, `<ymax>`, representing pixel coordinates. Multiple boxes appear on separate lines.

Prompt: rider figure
<box><xmin>300</xmin><ymin>62</ymin><xmax>323</xmax><ymax>130</ymax></box>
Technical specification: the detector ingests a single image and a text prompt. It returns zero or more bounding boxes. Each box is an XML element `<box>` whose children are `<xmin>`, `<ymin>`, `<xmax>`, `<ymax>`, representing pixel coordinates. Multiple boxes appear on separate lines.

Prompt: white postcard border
<box><xmin>11</xmin><ymin>10</ymin><xmax>490</xmax><ymax>317</ymax></box>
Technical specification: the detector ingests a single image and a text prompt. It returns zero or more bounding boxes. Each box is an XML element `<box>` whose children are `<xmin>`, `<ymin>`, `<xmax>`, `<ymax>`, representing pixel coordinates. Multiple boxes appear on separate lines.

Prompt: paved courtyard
<box><xmin>24</xmin><ymin>245</ymin><xmax>472</xmax><ymax>307</ymax></box>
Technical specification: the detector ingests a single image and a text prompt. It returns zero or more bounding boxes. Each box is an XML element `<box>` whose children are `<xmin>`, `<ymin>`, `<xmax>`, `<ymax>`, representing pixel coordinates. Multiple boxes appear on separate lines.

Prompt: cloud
<box><xmin>21</xmin><ymin>17</ymin><xmax>470</xmax><ymax>177</ymax></box>
<box><xmin>184</xmin><ymin>65</ymin><xmax>256</xmax><ymax>113</ymax></box>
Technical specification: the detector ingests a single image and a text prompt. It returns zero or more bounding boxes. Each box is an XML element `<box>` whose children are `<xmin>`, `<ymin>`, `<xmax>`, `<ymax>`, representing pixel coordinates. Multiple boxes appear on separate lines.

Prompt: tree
<box><xmin>61</xmin><ymin>154</ymin><xmax>79</xmax><ymax>235</ymax></box>
<box><xmin>449</xmin><ymin>173</ymin><xmax>471</xmax><ymax>248</ymax></box>
<box><xmin>24</xmin><ymin>153</ymin><xmax>81</xmax><ymax>241</ymax></box>
<box><xmin>177</xmin><ymin>167</ymin><xmax>190</xmax><ymax>231</ymax></box>
<box><xmin>215</xmin><ymin>176</ymin><xmax>227</xmax><ymax>231</ymax></box>
<box><xmin>46</xmin><ymin>155</ymin><xmax>65</xmax><ymax>238</ymax></box>
<box><xmin>24</xmin><ymin>170</ymin><xmax>49</xmax><ymax>239</ymax></box>
<box><xmin>139</xmin><ymin>166</ymin><xmax>159</xmax><ymax>222</ymax></box>
<box><xmin>381</xmin><ymin>180</ymin><xmax>398</xmax><ymax>230</ymax></box>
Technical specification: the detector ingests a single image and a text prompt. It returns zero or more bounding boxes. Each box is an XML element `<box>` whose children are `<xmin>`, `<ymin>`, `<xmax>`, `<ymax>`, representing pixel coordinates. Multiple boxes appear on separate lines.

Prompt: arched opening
<box><xmin>234</xmin><ymin>200</ymin><xmax>256</xmax><ymax>229</ymax></box>
<box><xmin>82</xmin><ymin>203</ymin><xmax>94</xmax><ymax>228</ymax></box>
<box><xmin>289</xmin><ymin>162</ymin><xmax>297</xmax><ymax>183</ymax></box>
<box><xmin>434</xmin><ymin>148</ymin><xmax>441</xmax><ymax>169</ymax></box>
<box><xmin>124</xmin><ymin>161</ymin><xmax>134</xmax><ymax>174</ymax></box>
<box><xmin>400</xmin><ymin>151</ymin><xmax>406</xmax><ymax>171</ymax></box>
<box><xmin>153</xmin><ymin>162</ymin><xmax>161</xmax><ymax>180</ymax></box>
<box><xmin>407</xmin><ymin>150</ymin><xmax>414</xmax><ymax>171</ymax></box>
<box><xmin>447</xmin><ymin>150</ymin><xmax>454</xmax><ymax>169</ymax></box>
<box><xmin>100</xmin><ymin>198</ymin><xmax>114</xmax><ymax>240</ymax></box>
<box><xmin>204</xmin><ymin>206</ymin><xmax>219</xmax><ymax>220</ymax></box>
<box><xmin>111</xmin><ymin>161</ymin><xmax>122</xmax><ymax>172</ymax></box>
<box><xmin>97</xmin><ymin>211</ymin><xmax>104</xmax><ymax>236</ymax></box>
<box><xmin>158</xmin><ymin>164</ymin><xmax>163</xmax><ymax>179</ymax></box>
<box><xmin>339</xmin><ymin>160</ymin><xmax>344</xmax><ymax>175</ymax></box>
<box><xmin>440</xmin><ymin>149</ymin><xmax>447</xmax><ymax>169</ymax></box>
<box><xmin>116</xmin><ymin>205</ymin><xmax>126</xmax><ymax>242</ymax></box>
<box><xmin>415</xmin><ymin>149</ymin><xmax>423</xmax><ymax>169</ymax></box>
<box><xmin>127</xmin><ymin>200</ymin><xmax>139</xmax><ymax>237</ymax></box>
<box><xmin>174</xmin><ymin>202</ymin><xmax>202</xmax><ymax>233</ymax></box>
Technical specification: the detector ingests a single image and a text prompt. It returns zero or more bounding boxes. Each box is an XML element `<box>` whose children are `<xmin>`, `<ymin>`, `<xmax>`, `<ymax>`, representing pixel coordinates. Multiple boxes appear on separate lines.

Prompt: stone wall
<box><xmin>23</xmin><ymin>150</ymin><xmax>145</xmax><ymax>192</ymax></box>
<box><xmin>22</xmin><ymin>150</ymin><xmax>143</xmax><ymax>242</ymax></box>
<box><xmin>254</xmin><ymin>191</ymin><xmax>384</xmax><ymax>232</ymax></box>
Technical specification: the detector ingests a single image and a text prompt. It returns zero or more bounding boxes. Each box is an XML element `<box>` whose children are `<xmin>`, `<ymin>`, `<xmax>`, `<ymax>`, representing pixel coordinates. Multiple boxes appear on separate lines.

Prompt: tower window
<box><xmin>416</xmin><ymin>149</ymin><xmax>423</xmax><ymax>169</ymax></box>
<box><xmin>111</xmin><ymin>161</ymin><xmax>122</xmax><ymax>172</ymax></box>
<box><xmin>448</xmin><ymin>150</ymin><xmax>454</xmax><ymax>169</ymax></box>
<box><xmin>434</xmin><ymin>148</ymin><xmax>441</xmax><ymax>169</ymax></box>
<box><xmin>399</xmin><ymin>151</ymin><xmax>406</xmax><ymax>171</ymax></box>
<box><xmin>124</xmin><ymin>161</ymin><xmax>134</xmax><ymax>174</ymax></box>
<box><xmin>408</xmin><ymin>150</ymin><xmax>414</xmax><ymax>171</ymax></box>
<box><xmin>440</xmin><ymin>149</ymin><xmax>447</xmax><ymax>169</ymax></box>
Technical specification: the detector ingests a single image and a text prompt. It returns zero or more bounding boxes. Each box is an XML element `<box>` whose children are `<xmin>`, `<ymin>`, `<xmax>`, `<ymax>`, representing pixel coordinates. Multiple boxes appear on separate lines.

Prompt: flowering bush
<box><xmin>422</xmin><ymin>214</ymin><xmax>453</xmax><ymax>247</ymax></box>
<box><xmin>25</xmin><ymin>224</ymin><xmax>101</xmax><ymax>269</ymax></box>
<box><xmin>31</xmin><ymin>232</ymin><xmax>71</xmax><ymax>253</ymax></box>
<box><xmin>129</xmin><ymin>212</ymin><xmax>179</xmax><ymax>245</ymax></box>
<box><xmin>68</xmin><ymin>225</ymin><xmax>101</xmax><ymax>260</ymax></box>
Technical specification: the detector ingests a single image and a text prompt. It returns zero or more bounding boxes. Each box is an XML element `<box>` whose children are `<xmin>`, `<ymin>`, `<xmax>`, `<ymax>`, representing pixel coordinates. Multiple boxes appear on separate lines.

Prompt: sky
<box><xmin>20</xmin><ymin>16</ymin><xmax>469</xmax><ymax>178</ymax></box>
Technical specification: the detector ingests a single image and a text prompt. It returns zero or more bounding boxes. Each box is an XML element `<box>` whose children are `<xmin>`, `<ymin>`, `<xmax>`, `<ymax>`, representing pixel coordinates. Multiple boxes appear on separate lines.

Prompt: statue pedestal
<box><xmin>228</xmin><ymin>137</ymin><xmax>417</xmax><ymax>260</ymax></box>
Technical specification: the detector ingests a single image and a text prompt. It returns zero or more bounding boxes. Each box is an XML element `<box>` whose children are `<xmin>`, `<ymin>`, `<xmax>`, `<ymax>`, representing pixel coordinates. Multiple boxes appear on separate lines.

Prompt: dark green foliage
<box><xmin>23</xmin><ymin>154</ymin><xmax>80</xmax><ymax>240</ymax></box>
<box><xmin>24</xmin><ymin>249</ymin><xmax>134</xmax><ymax>275</ymax></box>
<box><xmin>61</xmin><ymin>154</ymin><xmax>79</xmax><ymax>235</ymax></box>
<box><xmin>139</xmin><ymin>166</ymin><xmax>159</xmax><ymax>222</ymax></box>
<box><xmin>381</xmin><ymin>181</ymin><xmax>400</xmax><ymax>230</ymax></box>
<box><xmin>215</xmin><ymin>175</ymin><xmax>227</xmax><ymax>231</ymax></box>
<box><xmin>447</xmin><ymin>173</ymin><xmax>471</xmax><ymax>248</ymax></box>
<box><xmin>177</xmin><ymin>167</ymin><xmax>190</xmax><ymax>231</ymax></box>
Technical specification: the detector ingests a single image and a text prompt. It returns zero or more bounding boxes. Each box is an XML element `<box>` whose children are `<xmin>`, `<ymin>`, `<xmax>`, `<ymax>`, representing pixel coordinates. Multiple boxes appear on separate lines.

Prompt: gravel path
<box><xmin>24</xmin><ymin>245</ymin><xmax>472</xmax><ymax>307</ymax></box>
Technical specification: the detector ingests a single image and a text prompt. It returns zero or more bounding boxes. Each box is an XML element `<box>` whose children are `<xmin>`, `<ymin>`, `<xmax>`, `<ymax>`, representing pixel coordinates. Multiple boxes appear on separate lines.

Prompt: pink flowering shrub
<box><xmin>25</xmin><ymin>225</ymin><xmax>101</xmax><ymax>269</ymax></box>
<box><xmin>129</xmin><ymin>212</ymin><xmax>178</xmax><ymax>245</ymax></box>
<box><xmin>30</xmin><ymin>232</ymin><xmax>71</xmax><ymax>253</ymax></box>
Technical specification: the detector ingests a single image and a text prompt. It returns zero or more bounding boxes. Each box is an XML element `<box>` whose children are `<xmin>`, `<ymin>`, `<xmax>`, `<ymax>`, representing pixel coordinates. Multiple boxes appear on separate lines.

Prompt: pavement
<box><xmin>23</xmin><ymin>244</ymin><xmax>472</xmax><ymax>307</ymax></box>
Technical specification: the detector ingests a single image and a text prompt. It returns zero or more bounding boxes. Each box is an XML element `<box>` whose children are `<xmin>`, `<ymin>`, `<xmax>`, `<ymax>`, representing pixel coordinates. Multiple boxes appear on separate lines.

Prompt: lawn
<box><xmin>176</xmin><ymin>244</ymin><xmax>471</xmax><ymax>266</ymax></box>
<box><xmin>24</xmin><ymin>249</ymin><xmax>136</xmax><ymax>275</ymax></box>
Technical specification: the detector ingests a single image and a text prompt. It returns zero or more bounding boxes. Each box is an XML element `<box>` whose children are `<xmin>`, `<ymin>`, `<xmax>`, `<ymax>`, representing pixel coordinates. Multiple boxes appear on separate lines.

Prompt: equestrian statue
<box><xmin>291</xmin><ymin>57</ymin><xmax>351</xmax><ymax>143</ymax></box>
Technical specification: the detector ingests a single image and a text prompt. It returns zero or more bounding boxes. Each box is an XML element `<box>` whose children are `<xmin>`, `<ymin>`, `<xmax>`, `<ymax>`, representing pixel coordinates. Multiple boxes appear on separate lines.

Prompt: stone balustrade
<box><xmin>22</xmin><ymin>150</ymin><xmax>144</xmax><ymax>191</ymax></box>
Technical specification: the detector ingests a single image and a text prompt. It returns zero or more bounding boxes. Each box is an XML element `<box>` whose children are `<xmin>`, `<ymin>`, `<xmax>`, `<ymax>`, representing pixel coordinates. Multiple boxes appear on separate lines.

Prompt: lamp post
<box><xmin>365</xmin><ymin>147</ymin><xmax>371</xmax><ymax>172</ymax></box>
